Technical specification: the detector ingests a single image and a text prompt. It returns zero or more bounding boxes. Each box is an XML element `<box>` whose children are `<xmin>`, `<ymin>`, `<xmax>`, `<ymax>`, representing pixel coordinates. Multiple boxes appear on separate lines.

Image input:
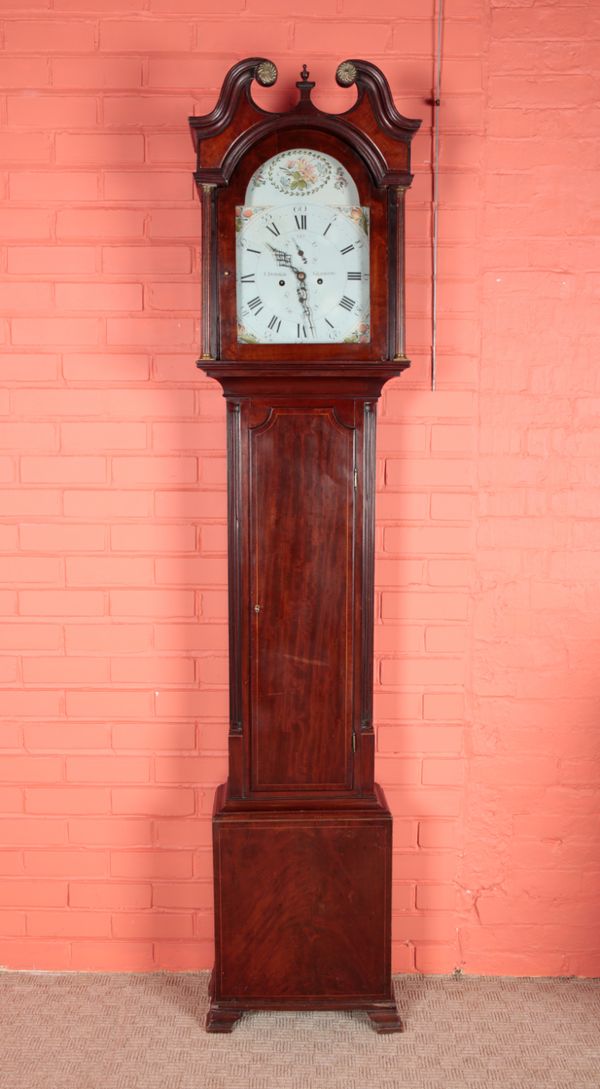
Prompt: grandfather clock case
<box><xmin>190</xmin><ymin>59</ymin><xmax>420</xmax><ymax>1033</ymax></box>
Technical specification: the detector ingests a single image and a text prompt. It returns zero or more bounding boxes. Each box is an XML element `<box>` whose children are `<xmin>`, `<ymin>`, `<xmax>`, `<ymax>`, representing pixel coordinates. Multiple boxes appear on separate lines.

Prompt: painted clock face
<box><xmin>236</xmin><ymin>150</ymin><xmax>370</xmax><ymax>345</ymax></box>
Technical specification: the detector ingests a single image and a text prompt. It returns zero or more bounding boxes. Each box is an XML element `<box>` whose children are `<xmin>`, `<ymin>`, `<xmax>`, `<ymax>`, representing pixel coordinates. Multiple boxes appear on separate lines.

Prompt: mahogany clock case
<box><xmin>190</xmin><ymin>59</ymin><xmax>420</xmax><ymax>1034</ymax></box>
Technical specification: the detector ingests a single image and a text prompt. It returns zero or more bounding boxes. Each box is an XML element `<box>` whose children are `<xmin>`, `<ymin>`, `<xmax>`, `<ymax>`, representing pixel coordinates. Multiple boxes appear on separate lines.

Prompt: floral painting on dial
<box><xmin>245</xmin><ymin>148</ymin><xmax>361</xmax><ymax>207</ymax></box>
<box><xmin>344</xmin><ymin>322</ymin><xmax>370</xmax><ymax>344</ymax></box>
<box><xmin>268</xmin><ymin>151</ymin><xmax>330</xmax><ymax>195</ymax></box>
<box><xmin>278</xmin><ymin>157</ymin><xmax>320</xmax><ymax>190</ymax></box>
<box><xmin>346</xmin><ymin>206</ymin><xmax>369</xmax><ymax>236</ymax></box>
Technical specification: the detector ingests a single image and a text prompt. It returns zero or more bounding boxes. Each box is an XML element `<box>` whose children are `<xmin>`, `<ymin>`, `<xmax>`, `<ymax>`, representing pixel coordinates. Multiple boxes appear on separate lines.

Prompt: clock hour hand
<box><xmin>267</xmin><ymin>243</ymin><xmax>294</xmax><ymax>269</ymax></box>
<box><xmin>267</xmin><ymin>244</ymin><xmax>305</xmax><ymax>279</ymax></box>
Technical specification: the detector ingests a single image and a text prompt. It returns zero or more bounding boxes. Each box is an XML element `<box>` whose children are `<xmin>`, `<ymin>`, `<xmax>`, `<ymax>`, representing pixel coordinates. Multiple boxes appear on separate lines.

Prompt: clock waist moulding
<box><xmin>189</xmin><ymin>58</ymin><xmax>420</xmax><ymax>1033</ymax></box>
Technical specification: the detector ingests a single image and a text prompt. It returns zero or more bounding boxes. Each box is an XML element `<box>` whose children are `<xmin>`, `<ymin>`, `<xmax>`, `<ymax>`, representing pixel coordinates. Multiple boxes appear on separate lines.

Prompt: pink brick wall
<box><xmin>1</xmin><ymin>1</ymin><xmax>598</xmax><ymax>975</ymax></box>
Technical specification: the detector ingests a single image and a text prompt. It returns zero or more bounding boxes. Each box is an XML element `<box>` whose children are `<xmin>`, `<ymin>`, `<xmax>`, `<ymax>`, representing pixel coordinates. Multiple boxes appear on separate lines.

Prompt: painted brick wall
<box><xmin>0</xmin><ymin>0</ymin><xmax>598</xmax><ymax>975</ymax></box>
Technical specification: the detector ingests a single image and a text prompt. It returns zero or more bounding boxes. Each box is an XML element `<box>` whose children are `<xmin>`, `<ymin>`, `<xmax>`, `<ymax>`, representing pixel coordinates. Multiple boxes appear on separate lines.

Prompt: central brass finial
<box><xmin>300</xmin><ymin>64</ymin><xmax>310</xmax><ymax>82</ymax></box>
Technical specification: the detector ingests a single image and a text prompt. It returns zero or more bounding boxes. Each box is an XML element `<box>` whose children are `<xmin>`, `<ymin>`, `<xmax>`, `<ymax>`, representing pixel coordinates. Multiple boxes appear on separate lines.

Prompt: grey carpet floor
<box><xmin>1</xmin><ymin>971</ymin><xmax>599</xmax><ymax>1089</ymax></box>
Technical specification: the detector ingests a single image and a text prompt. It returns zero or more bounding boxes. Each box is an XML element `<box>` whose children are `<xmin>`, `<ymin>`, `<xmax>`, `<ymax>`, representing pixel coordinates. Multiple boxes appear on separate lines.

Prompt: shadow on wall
<box><xmin>371</xmin><ymin>380</ymin><xmax>471</xmax><ymax>975</ymax></box>
<box><xmin>455</xmin><ymin>585</ymin><xmax>600</xmax><ymax>977</ymax></box>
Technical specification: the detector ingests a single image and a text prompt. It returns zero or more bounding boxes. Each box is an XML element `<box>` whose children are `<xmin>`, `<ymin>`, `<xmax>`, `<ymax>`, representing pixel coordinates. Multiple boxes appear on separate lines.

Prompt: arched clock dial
<box><xmin>235</xmin><ymin>147</ymin><xmax>370</xmax><ymax>346</ymax></box>
<box><xmin>236</xmin><ymin>202</ymin><xmax>370</xmax><ymax>344</ymax></box>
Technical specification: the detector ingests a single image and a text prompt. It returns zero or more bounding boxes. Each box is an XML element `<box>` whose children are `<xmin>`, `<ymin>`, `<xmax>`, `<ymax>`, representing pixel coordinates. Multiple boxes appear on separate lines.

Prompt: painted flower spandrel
<box><xmin>350</xmin><ymin>206</ymin><xmax>369</xmax><ymax>236</ymax></box>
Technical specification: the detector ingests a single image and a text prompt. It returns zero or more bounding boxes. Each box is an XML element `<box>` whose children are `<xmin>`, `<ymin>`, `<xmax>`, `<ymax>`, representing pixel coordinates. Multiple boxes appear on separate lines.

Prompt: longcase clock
<box><xmin>189</xmin><ymin>58</ymin><xmax>420</xmax><ymax>1033</ymax></box>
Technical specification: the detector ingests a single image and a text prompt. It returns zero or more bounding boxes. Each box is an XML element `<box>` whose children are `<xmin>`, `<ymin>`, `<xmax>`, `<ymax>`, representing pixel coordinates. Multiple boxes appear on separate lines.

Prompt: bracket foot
<box><xmin>366</xmin><ymin>1004</ymin><xmax>404</xmax><ymax>1034</ymax></box>
<box><xmin>206</xmin><ymin>1006</ymin><xmax>244</xmax><ymax>1033</ymax></box>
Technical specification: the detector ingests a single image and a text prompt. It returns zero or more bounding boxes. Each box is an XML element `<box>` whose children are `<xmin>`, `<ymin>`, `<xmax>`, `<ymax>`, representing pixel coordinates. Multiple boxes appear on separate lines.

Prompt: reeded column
<box><xmin>393</xmin><ymin>186</ymin><xmax>407</xmax><ymax>361</ymax></box>
<box><xmin>200</xmin><ymin>183</ymin><xmax>217</xmax><ymax>360</ymax></box>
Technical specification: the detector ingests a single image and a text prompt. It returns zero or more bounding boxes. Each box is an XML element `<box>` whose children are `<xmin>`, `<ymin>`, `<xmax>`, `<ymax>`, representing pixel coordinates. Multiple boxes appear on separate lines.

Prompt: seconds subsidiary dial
<box><xmin>236</xmin><ymin>202</ymin><xmax>370</xmax><ymax>345</ymax></box>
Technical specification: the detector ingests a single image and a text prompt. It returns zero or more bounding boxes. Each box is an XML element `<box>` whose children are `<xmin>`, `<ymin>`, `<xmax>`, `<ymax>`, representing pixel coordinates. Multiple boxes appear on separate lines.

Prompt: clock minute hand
<box><xmin>296</xmin><ymin>281</ymin><xmax>316</xmax><ymax>337</ymax></box>
<box><xmin>292</xmin><ymin>238</ymin><xmax>308</xmax><ymax>265</ymax></box>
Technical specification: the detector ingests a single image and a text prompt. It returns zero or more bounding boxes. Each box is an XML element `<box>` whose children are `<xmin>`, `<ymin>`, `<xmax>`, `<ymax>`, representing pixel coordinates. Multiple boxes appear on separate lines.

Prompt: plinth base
<box><xmin>206</xmin><ymin>784</ymin><xmax>401</xmax><ymax>1034</ymax></box>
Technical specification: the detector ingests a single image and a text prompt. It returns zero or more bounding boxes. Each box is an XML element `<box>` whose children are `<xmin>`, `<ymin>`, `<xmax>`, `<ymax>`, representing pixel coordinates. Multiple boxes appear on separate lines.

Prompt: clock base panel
<box><xmin>206</xmin><ymin>784</ymin><xmax>401</xmax><ymax>1033</ymax></box>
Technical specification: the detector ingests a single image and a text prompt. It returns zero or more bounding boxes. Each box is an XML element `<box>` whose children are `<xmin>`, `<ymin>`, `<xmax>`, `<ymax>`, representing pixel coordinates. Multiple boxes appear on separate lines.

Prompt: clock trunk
<box><xmin>248</xmin><ymin>403</ymin><xmax>355</xmax><ymax>793</ymax></box>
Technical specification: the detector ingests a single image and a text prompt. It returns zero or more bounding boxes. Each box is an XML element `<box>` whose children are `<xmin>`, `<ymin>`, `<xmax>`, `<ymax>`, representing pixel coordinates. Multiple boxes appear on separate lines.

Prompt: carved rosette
<box><xmin>336</xmin><ymin>60</ymin><xmax>358</xmax><ymax>87</ymax></box>
<box><xmin>255</xmin><ymin>60</ymin><xmax>277</xmax><ymax>87</ymax></box>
